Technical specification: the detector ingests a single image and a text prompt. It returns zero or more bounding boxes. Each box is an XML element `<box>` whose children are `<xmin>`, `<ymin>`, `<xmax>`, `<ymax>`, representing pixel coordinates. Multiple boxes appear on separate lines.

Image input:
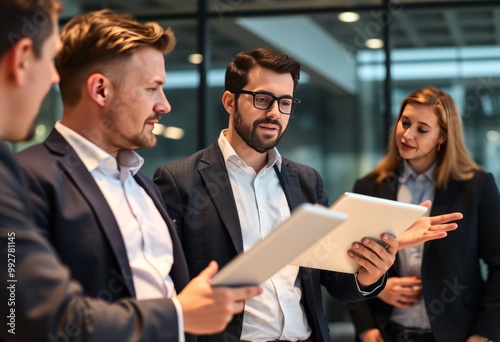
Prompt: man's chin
<box><xmin>135</xmin><ymin>136</ymin><xmax>158</xmax><ymax>150</ymax></box>
<box><xmin>24</xmin><ymin>128</ymin><xmax>36</xmax><ymax>141</ymax></box>
<box><xmin>251</xmin><ymin>141</ymin><xmax>278</xmax><ymax>153</ymax></box>
<box><xmin>8</xmin><ymin>126</ymin><xmax>36</xmax><ymax>142</ymax></box>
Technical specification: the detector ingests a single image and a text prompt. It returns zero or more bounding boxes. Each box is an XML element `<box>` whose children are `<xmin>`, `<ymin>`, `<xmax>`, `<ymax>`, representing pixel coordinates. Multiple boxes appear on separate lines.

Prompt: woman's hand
<box><xmin>378</xmin><ymin>276</ymin><xmax>422</xmax><ymax>308</ymax></box>
<box><xmin>397</xmin><ymin>200</ymin><xmax>463</xmax><ymax>249</ymax></box>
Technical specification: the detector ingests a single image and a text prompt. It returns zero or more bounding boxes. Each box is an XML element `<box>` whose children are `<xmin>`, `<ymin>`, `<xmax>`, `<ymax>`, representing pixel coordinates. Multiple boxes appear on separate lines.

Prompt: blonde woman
<box><xmin>348</xmin><ymin>87</ymin><xmax>500</xmax><ymax>342</ymax></box>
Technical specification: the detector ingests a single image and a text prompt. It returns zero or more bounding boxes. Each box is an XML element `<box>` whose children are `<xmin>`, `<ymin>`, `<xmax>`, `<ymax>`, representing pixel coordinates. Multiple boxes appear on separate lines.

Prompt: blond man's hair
<box><xmin>369</xmin><ymin>86</ymin><xmax>480</xmax><ymax>189</ymax></box>
<box><xmin>56</xmin><ymin>9</ymin><xmax>175</xmax><ymax>106</ymax></box>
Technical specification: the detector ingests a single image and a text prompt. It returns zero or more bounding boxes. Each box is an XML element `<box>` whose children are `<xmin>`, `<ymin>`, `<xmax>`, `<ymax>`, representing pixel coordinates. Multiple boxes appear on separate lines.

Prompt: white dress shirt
<box><xmin>218</xmin><ymin>130</ymin><xmax>311</xmax><ymax>342</ymax></box>
<box><xmin>391</xmin><ymin>160</ymin><xmax>436</xmax><ymax>329</ymax></box>
<box><xmin>55</xmin><ymin>122</ymin><xmax>184</xmax><ymax>341</ymax></box>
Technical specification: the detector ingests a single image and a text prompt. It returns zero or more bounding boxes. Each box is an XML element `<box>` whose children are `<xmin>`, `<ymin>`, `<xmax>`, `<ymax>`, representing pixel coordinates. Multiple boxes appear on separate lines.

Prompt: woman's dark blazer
<box><xmin>347</xmin><ymin>170</ymin><xmax>500</xmax><ymax>342</ymax></box>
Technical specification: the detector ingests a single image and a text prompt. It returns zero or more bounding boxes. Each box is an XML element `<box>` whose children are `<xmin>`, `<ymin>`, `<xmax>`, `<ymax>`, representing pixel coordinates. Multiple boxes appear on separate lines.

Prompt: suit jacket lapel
<box><xmin>425</xmin><ymin>181</ymin><xmax>459</xmax><ymax>255</ymax></box>
<box><xmin>275</xmin><ymin>161</ymin><xmax>303</xmax><ymax>211</ymax></box>
<box><xmin>134</xmin><ymin>174</ymin><xmax>189</xmax><ymax>292</ymax></box>
<box><xmin>374</xmin><ymin>175</ymin><xmax>402</xmax><ymax>274</ymax></box>
<box><xmin>44</xmin><ymin>130</ymin><xmax>136</xmax><ymax>297</ymax></box>
<box><xmin>430</xmin><ymin>182</ymin><xmax>458</xmax><ymax>216</ymax></box>
<box><xmin>378</xmin><ymin>175</ymin><xmax>399</xmax><ymax>201</ymax></box>
<box><xmin>199</xmin><ymin>142</ymin><xmax>244</xmax><ymax>254</ymax></box>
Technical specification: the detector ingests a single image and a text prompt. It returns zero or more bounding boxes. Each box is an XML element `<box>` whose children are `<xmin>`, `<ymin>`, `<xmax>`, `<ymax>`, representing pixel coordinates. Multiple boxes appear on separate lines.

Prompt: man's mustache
<box><xmin>253</xmin><ymin>117</ymin><xmax>282</xmax><ymax>129</ymax></box>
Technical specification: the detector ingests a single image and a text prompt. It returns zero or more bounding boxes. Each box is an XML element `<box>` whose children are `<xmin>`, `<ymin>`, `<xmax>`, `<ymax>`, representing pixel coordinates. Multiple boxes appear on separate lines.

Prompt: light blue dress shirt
<box><xmin>390</xmin><ymin>160</ymin><xmax>436</xmax><ymax>329</ymax></box>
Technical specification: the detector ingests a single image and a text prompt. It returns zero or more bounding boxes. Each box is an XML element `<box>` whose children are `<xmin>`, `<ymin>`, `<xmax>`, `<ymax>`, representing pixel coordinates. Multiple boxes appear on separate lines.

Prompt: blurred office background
<box><xmin>13</xmin><ymin>0</ymin><xmax>500</xmax><ymax>340</ymax></box>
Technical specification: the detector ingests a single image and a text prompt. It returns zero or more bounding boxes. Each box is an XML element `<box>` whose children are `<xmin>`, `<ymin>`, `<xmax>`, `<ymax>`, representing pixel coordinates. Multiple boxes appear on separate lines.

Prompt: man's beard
<box><xmin>233</xmin><ymin>110</ymin><xmax>283</xmax><ymax>153</ymax></box>
<box><xmin>106</xmin><ymin>98</ymin><xmax>159</xmax><ymax>150</ymax></box>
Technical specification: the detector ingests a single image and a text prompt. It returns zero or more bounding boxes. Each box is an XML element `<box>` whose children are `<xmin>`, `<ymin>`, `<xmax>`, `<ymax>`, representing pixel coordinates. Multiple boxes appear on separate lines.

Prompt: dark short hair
<box><xmin>0</xmin><ymin>0</ymin><xmax>63</xmax><ymax>58</ymax></box>
<box><xmin>225</xmin><ymin>48</ymin><xmax>301</xmax><ymax>94</ymax></box>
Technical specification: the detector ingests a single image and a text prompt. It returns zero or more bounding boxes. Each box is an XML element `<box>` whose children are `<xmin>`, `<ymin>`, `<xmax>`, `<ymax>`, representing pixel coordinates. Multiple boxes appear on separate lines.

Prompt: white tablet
<box><xmin>291</xmin><ymin>192</ymin><xmax>428</xmax><ymax>274</ymax></box>
<box><xmin>210</xmin><ymin>203</ymin><xmax>347</xmax><ymax>287</ymax></box>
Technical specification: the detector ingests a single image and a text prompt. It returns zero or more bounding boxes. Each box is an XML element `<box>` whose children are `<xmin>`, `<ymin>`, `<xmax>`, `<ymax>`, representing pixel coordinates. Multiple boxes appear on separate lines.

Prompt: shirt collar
<box><xmin>55</xmin><ymin>121</ymin><xmax>144</xmax><ymax>176</ymax></box>
<box><xmin>399</xmin><ymin>159</ymin><xmax>436</xmax><ymax>184</ymax></box>
<box><xmin>217</xmin><ymin>129</ymin><xmax>282</xmax><ymax>171</ymax></box>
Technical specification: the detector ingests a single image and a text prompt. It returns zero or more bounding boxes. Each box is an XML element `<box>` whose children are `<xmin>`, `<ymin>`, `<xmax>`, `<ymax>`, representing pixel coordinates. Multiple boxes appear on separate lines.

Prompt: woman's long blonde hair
<box><xmin>369</xmin><ymin>87</ymin><xmax>480</xmax><ymax>189</ymax></box>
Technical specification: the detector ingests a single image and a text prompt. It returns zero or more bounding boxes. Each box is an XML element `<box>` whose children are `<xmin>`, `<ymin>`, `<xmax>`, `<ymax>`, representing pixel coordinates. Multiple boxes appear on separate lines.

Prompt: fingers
<box><xmin>427</xmin><ymin>222</ymin><xmax>458</xmax><ymax>232</ymax></box>
<box><xmin>216</xmin><ymin>285</ymin><xmax>263</xmax><ymax>304</ymax></box>
<box><xmin>362</xmin><ymin>328</ymin><xmax>384</xmax><ymax>342</ymax></box>
<box><xmin>382</xmin><ymin>234</ymin><xmax>399</xmax><ymax>255</ymax></box>
<box><xmin>423</xmin><ymin>231</ymin><xmax>448</xmax><ymax>241</ymax></box>
<box><xmin>398</xmin><ymin>286</ymin><xmax>422</xmax><ymax>296</ymax></box>
<box><xmin>350</xmin><ymin>234</ymin><xmax>398</xmax><ymax>261</ymax></box>
<box><xmin>197</xmin><ymin>260</ymin><xmax>219</xmax><ymax>280</ymax></box>
<box><xmin>179</xmin><ymin>262</ymin><xmax>262</xmax><ymax>335</ymax></box>
<box><xmin>430</xmin><ymin>212</ymin><xmax>463</xmax><ymax>225</ymax></box>
<box><xmin>204</xmin><ymin>286</ymin><xmax>261</xmax><ymax>318</ymax></box>
<box><xmin>383</xmin><ymin>290</ymin><xmax>422</xmax><ymax>307</ymax></box>
<box><xmin>396</xmin><ymin>277</ymin><xmax>422</xmax><ymax>287</ymax></box>
<box><xmin>215</xmin><ymin>290</ymin><xmax>245</xmax><ymax>314</ymax></box>
<box><xmin>394</xmin><ymin>288</ymin><xmax>423</xmax><ymax>306</ymax></box>
<box><xmin>394</xmin><ymin>300</ymin><xmax>416</xmax><ymax>308</ymax></box>
<box><xmin>347</xmin><ymin>234</ymin><xmax>397</xmax><ymax>276</ymax></box>
<box><xmin>418</xmin><ymin>200</ymin><xmax>432</xmax><ymax>209</ymax></box>
<box><xmin>204</xmin><ymin>259</ymin><xmax>261</xmax><ymax>304</ymax></box>
<box><xmin>398</xmin><ymin>212</ymin><xmax>462</xmax><ymax>249</ymax></box>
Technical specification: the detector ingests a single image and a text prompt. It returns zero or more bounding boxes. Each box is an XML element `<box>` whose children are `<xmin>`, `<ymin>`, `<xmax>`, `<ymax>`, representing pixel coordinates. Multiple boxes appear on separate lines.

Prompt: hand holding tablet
<box><xmin>291</xmin><ymin>192</ymin><xmax>428</xmax><ymax>273</ymax></box>
<box><xmin>210</xmin><ymin>192</ymin><xmax>462</xmax><ymax>286</ymax></box>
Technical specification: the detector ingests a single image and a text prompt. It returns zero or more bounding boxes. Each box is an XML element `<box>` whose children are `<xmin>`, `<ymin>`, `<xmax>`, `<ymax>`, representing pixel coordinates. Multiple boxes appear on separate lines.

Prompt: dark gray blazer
<box><xmin>11</xmin><ymin>130</ymin><xmax>193</xmax><ymax>341</ymax></box>
<box><xmin>154</xmin><ymin>141</ymin><xmax>384</xmax><ymax>342</ymax></box>
<box><xmin>347</xmin><ymin>170</ymin><xmax>500</xmax><ymax>342</ymax></box>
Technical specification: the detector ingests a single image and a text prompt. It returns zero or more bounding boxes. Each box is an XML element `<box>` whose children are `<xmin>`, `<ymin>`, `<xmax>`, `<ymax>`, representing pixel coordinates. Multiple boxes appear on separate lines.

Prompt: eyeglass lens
<box><xmin>253</xmin><ymin>93</ymin><xmax>297</xmax><ymax>114</ymax></box>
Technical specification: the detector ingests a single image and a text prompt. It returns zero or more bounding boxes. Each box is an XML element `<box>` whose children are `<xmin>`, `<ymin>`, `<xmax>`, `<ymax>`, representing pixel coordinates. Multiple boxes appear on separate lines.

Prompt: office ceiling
<box><xmin>58</xmin><ymin>1</ymin><xmax>500</xmax><ymax>73</ymax></box>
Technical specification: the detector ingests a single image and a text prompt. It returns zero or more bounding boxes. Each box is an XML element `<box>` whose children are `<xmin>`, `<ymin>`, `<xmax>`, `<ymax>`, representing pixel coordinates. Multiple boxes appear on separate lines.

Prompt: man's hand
<box><xmin>466</xmin><ymin>335</ymin><xmax>492</xmax><ymax>342</ymax></box>
<box><xmin>377</xmin><ymin>276</ymin><xmax>422</xmax><ymax>308</ymax></box>
<box><xmin>177</xmin><ymin>261</ymin><xmax>262</xmax><ymax>335</ymax></box>
<box><xmin>348</xmin><ymin>233</ymin><xmax>398</xmax><ymax>286</ymax></box>
<box><xmin>397</xmin><ymin>200</ymin><xmax>463</xmax><ymax>250</ymax></box>
<box><xmin>362</xmin><ymin>328</ymin><xmax>385</xmax><ymax>342</ymax></box>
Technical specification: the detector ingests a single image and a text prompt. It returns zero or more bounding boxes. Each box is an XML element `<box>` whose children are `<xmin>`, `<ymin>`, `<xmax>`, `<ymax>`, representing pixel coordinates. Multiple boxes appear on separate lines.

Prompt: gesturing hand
<box><xmin>397</xmin><ymin>200</ymin><xmax>463</xmax><ymax>250</ymax></box>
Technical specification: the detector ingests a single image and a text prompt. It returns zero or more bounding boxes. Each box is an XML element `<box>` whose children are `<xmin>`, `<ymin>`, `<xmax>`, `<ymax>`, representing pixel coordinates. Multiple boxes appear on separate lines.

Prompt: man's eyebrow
<box><xmin>149</xmin><ymin>78</ymin><xmax>165</xmax><ymax>86</ymax></box>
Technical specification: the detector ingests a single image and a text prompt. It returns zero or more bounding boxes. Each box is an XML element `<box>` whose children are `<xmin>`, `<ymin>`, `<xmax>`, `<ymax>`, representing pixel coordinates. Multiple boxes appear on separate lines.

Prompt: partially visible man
<box><xmin>1</xmin><ymin>3</ymin><xmax>260</xmax><ymax>341</ymax></box>
<box><xmin>153</xmin><ymin>48</ymin><xmax>462</xmax><ymax>342</ymax></box>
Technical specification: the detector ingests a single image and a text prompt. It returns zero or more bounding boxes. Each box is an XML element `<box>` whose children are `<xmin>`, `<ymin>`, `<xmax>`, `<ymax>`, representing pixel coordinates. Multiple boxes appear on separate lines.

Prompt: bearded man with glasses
<box><xmin>152</xmin><ymin>48</ymin><xmax>398</xmax><ymax>342</ymax></box>
<box><xmin>153</xmin><ymin>48</ymin><xmax>456</xmax><ymax>342</ymax></box>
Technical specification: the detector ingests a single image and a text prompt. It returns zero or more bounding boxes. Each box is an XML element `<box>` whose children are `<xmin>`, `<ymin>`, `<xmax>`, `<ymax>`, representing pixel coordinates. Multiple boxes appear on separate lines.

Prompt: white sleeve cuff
<box><xmin>355</xmin><ymin>272</ymin><xmax>386</xmax><ymax>296</ymax></box>
<box><xmin>172</xmin><ymin>297</ymin><xmax>185</xmax><ymax>342</ymax></box>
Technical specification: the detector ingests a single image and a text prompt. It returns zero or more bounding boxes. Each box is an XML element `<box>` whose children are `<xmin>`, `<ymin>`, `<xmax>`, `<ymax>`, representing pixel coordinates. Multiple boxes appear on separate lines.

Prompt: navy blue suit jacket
<box><xmin>14</xmin><ymin>129</ymin><xmax>193</xmax><ymax>342</ymax></box>
<box><xmin>154</xmin><ymin>141</ymin><xmax>384</xmax><ymax>342</ymax></box>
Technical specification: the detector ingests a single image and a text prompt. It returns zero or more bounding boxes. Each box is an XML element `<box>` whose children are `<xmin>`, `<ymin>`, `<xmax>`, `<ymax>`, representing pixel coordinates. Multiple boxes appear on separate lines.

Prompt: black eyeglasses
<box><xmin>235</xmin><ymin>90</ymin><xmax>301</xmax><ymax>115</ymax></box>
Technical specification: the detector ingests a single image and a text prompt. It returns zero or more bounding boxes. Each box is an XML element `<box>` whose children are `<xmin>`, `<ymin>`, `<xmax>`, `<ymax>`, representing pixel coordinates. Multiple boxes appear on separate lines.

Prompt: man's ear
<box><xmin>222</xmin><ymin>90</ymin><xmax>236</xmax><ymax>114</ymax></box>
<box><xmin>7</xmin><ymin>38</ymin><xmax>34</xmax><ymax>86</ymax></box>
<box><xmin>86</xmin><ymin>73</ymin><xmax>112</xmax><ymax>106</ymax></box>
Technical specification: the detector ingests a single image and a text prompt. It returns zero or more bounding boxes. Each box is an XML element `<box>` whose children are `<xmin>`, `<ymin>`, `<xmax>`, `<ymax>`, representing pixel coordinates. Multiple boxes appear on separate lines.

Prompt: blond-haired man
<box><xmin>3</xmin><ymin>7</ymin><xmax>259</xmax><ymax>341</ymax></box>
